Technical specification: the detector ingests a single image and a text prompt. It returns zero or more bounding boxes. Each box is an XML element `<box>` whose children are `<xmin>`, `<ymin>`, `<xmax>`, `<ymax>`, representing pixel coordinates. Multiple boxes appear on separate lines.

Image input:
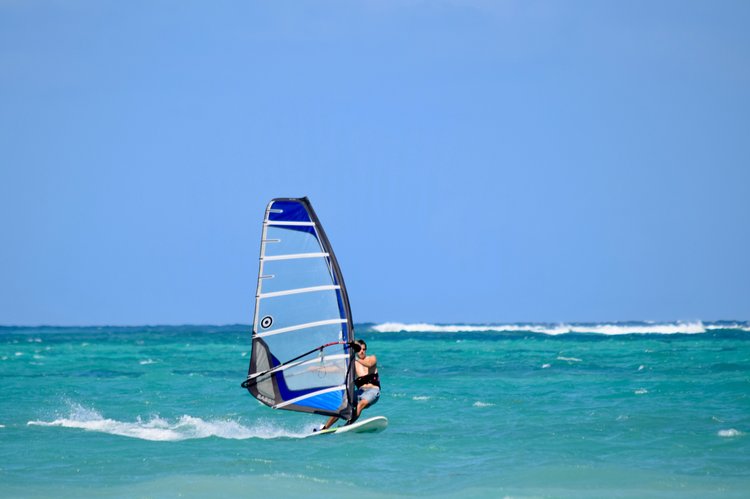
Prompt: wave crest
<box><xmin>369</xmin><ymin>321</ymin><xmax>747</xmax><ymax>335</ymax></box>
<box><xmin>718</xmin><ymin>429</ymin><xmax>743</xmax><ymax>438</ymax></box>
<box><xmin>27</xmin><ymin>403</ymin><xmax>308</xmax><ymax>441</ymax></box>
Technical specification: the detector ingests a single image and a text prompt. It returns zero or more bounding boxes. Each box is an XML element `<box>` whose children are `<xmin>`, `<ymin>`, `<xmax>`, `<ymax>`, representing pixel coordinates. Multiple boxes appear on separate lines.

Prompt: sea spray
<box><xmin>28</xmin><ymin>403</ymin><xmax>309</xmax><ymax>441</ymax></box>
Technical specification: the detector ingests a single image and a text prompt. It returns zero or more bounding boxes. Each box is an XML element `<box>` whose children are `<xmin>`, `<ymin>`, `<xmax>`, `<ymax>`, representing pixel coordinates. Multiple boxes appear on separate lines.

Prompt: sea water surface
<box><xmin>1</xmin><ymin>322</ymin><xmax>749</xmax><ymax>498</ymax></box>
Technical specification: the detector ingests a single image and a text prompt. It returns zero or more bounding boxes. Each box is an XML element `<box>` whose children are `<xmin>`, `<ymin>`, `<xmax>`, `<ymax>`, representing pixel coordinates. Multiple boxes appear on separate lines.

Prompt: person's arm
<box><xmin>356</xmin><ymin>355</ymin><xmax>377</xmax><ymax>368</ymax></box>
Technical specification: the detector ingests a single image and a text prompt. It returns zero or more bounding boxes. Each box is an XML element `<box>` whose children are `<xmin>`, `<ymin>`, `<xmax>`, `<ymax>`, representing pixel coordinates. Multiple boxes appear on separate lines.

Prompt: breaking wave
<box><xmin>27</xmin><ymin>403</ymin><xmax>309</xmax><ymax>441</ymax></box>
<box><xmin>718</xmin><ymin>429</ymin><xmax>743</xmax><ymax>438</ymax></box>
<box><xmin>370</xmin><ymin>321</ymin><xmax>750</xmax><ymax>335</ymax></box>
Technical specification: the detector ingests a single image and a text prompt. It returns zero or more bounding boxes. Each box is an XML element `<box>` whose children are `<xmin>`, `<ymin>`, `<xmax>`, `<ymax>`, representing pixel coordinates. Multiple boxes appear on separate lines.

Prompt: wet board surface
<box><xmin>308</xmin><ymin>416</ymin><xmax>388</xmax><ymax>437</ymax></box>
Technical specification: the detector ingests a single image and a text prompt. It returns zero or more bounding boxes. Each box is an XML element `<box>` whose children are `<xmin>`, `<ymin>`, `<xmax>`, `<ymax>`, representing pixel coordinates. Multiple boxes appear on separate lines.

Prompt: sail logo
<box><xmin>260</xmin><ymin>316</ymin><xmax>273</xmax><ymax>329</ymax></box>
<box><xmin>256</xmin><ymin>392</ymin><xmax>274</xmax><ymax>405</ymax></box>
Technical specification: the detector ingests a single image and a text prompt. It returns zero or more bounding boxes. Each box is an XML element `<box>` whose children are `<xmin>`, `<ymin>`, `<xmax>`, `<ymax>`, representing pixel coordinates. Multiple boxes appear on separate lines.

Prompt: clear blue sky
<box><xmin>1</xmin><ymin>1</ymin><xmax>749</xmax><ymax>326</ymax></box>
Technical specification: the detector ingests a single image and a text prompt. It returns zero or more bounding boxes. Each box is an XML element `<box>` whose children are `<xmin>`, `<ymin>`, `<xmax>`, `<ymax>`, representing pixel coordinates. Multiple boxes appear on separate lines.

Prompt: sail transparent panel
<box><xmin>262</xmin><ymin>322</ymin><xmax>345</xmax><ymax>364</ymax></box>
<box><xmin>257</xmin><ymin>290</ymin><xmax>341</xmax><ymax>333</ymax></box>
<box><xmin>263</xmin><ymin>226</ymin><xmax>321</xmax><ymax>257</ymax></box>
<box><xmin>260</xmin><ymin>256</ymin><xmax>333</xmax><ymax>294</ymax></box>
<box><xmin>282</xmin><ymin>355</ymin><xmax>348</xmax><ymax>391</ymax></box>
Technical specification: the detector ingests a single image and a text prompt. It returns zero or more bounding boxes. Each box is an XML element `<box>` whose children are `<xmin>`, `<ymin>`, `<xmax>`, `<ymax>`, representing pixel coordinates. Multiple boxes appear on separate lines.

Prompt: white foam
<box><xmin>556</xmin><ymin>356</ymin><xmax>582</xmax><ymax>362</ymax></box>
<box><xmin>412</xmin><ymin>396</ymin><xmax>430</xmax><ymax>401</ymax></box>
<box><xmin>473</xmin><ymin>401</ymin><xmax>494</xmax><ymax>407</ymax></box>
<box><xmin>27</xmin><ymin>403</ymin><xmax>309</xmax><ymax>441</ymax></box>
<box><xmin>634</xmin><ymin>388</ymin><xmax>648</xmax><ymax>395</ymax></box>
<box><xmin>371</xmin><ymin>321</ymin><xmax>711</xmax><ymax>335</ymax></box>
<box><xmin>541</xmin><ymin>363</ymin><xmax>551</xmax><ymax>369</ymax></box>
<box><xmin>139</xmin><ymin>359</ymin><xmax>157</xmax><ymax>365</ymax></box>
<box><xmin>706</xmin><ymin>323</ymin><xmax>750</xmax><ymax>332</ymax></box>
<box><xmin>718</xmin><ymin>429</ymin><xmax>742</xmax><ymax>438</ymax></box>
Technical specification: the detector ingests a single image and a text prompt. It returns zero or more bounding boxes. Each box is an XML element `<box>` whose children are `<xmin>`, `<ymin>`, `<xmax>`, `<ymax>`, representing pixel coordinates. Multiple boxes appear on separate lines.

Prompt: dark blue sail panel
<box><xmin>267</xmin><ymin>200</ymin><xmax>312</xmax><ymax>223</ymax></box>
<box><xmin>294</xmin><ymin>389</ymin><xmax>347</xmax><ymax>412</ymax></box>
<box><xmin>244</xmin><ymin>198</ymin><xmax>356</xmax><ymax>420</ymax></box>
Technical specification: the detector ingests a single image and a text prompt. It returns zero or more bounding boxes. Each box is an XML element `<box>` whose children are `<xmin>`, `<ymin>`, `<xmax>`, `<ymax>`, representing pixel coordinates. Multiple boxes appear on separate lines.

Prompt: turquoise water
<box><xmin>1</xmin><ymin>323</ymin><xmax>749</xmax><ymax>497</ymax></box>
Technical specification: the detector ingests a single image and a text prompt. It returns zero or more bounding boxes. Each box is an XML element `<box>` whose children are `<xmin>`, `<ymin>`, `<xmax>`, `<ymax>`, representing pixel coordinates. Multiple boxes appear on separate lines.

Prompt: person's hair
<box><xmin>355</xmin><ymin>339</ymin><xmax>367</xmax><ymax>350</ymax></box>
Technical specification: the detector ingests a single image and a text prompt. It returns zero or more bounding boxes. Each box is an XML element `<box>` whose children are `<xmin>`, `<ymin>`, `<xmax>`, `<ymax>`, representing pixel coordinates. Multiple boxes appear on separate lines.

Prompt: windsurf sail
<box><xmin>242</xmin><ymin>197</ymin><xmax>356</xmax><ymax>421</ymax></box>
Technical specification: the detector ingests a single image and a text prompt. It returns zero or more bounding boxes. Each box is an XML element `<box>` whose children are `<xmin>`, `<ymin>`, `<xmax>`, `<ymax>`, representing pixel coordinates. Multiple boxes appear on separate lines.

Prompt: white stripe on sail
<box><xmin>265</xmin><ymin>221</ymin><xmax>315</xmax><ymax>226</ymax></box>
<box><xmin>258</xmin><ymin>285</ymin><xmax>339</xmax><ymax>299</ymax></box>
<box><xmin>256</xmin><ymin>318</ymin><xmax>346</xmax><ymax>339</ymax></box>
<box><xmin>247</xmin><ymin>354</ymin><xmax>349</xmax><ymax>382</ymax></box>
<box><xmin>262</xmin><ymin>252</ymin><xmax>329</xmax><ymax>262</ymax></box>
<box><xmin>274</xmin><ymin>384</ymin><xmax>347</xmax><ymax>409</ymax></box>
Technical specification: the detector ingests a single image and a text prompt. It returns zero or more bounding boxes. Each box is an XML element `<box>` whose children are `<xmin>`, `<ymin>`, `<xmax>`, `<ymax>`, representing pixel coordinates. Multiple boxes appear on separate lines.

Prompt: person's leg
<box><xmin>356</xmin><ymin>399</ymin><xmax>370</xmax><ymax>417</ymax></box>
<box><xmin>355</xmin><ymin>387</ymin><xmax>380</xmax><ymax>418</ymax></box>
<box><xmin>344</xmin><ymin>402</ymin><xmax>366</xmax><ymax>426</ymax></box>
<box><xmin>322</xmin><ymin>416</ymin><xmax>338</xmax><ymax>430</ymax></box>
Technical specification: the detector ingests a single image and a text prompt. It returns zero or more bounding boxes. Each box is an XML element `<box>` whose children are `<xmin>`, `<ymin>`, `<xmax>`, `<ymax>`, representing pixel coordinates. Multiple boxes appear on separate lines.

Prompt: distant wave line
<box><xmin>370</xmin><ymin>321</ymin><xmax>750</xmax><ymax>335</ymax></box>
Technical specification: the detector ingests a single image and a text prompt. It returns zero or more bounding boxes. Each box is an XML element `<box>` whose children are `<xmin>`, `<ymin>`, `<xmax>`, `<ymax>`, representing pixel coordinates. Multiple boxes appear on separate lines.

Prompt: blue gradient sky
<box><xmin>1</xmin><ymin>1</ymin><xmax>749</xmax><ymax>325</ymax></box>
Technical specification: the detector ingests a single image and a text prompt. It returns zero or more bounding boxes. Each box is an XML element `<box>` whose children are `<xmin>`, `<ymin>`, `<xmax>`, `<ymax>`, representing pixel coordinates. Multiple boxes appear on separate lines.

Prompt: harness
<box><xmin>354</xmin><ymin>371</ymin><xmax>380</xmax><ymax>389</ymax></box>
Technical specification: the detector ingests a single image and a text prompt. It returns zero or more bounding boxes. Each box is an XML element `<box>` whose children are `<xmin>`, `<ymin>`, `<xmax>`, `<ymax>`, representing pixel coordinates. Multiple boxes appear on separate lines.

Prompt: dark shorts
<box><xmin>357</xmin><ymin>387</ymin><xmax>380</xmax><ymax>406</ymax></box>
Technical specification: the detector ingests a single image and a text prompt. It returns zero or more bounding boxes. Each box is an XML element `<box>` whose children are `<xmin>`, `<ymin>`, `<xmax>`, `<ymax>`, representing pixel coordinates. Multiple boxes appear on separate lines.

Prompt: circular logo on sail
<box><xmin>260</xmin><ymin>316</ymin><xmax>273</xmax><ymax>329</ymax></box>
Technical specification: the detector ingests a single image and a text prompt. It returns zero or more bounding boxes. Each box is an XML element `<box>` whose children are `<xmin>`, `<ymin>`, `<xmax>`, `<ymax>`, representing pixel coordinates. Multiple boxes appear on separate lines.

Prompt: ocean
<box><xmin>1</xmin><ymin>322</ymin><xmax>748</xmax><ymax>498</ymax></box>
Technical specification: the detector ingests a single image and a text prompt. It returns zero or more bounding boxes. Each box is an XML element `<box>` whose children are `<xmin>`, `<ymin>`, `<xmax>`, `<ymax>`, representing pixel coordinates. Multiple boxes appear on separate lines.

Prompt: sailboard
<box><xmin>241</xmin><ymin>198</ymin><xmax>358</xmax><ymax>422</ymax></box>
<box><xmin>307</xmin><ymin>416</ymin><xmax>388</xmax><ymax>437</ymax></box>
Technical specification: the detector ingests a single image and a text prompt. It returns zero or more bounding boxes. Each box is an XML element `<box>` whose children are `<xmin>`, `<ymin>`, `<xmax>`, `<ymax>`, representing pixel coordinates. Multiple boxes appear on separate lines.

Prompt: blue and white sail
<box><xmin>242</xmin><ymin>198</ymin><xmax>356</xmax><ymax>420</ymax></box>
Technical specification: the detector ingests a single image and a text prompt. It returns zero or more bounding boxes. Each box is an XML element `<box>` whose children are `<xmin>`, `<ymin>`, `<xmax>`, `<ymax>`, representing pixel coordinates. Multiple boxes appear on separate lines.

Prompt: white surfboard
<box><xmin>309</xmin><ymin>416</ymin><xmax>388</xmax><ymax>437</ymax></box>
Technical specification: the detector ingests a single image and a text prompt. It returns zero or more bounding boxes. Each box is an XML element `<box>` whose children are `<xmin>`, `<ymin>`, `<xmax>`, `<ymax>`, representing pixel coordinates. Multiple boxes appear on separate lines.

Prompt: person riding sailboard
<box><xmin>318</xmin><ymin>338</ymin><xmax>380</xmax><ymax>431</ymax></box>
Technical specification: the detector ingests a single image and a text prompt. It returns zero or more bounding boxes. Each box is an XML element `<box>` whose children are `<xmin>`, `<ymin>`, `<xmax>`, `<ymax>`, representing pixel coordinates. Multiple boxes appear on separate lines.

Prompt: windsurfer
<box><xmin>319</xmin><ymin>339</ymin><xmax>380</xmax><ymax>430</ymax></box>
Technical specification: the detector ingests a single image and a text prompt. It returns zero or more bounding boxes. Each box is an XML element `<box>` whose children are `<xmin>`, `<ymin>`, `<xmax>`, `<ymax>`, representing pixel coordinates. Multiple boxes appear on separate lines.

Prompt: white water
<box><xmin>27</xmin><ymin>403</ymin><xmax>309</xmax><ymax>441</ymax></box>
<box><xmin>718</xmin><ymin>429</ymin><xmax>743</xmax><ymax>438</ymax></box>
<box><xmin>370</xmin><ymin>321</ymin><xmax>735</xmax><ymax>335</ymax></box>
